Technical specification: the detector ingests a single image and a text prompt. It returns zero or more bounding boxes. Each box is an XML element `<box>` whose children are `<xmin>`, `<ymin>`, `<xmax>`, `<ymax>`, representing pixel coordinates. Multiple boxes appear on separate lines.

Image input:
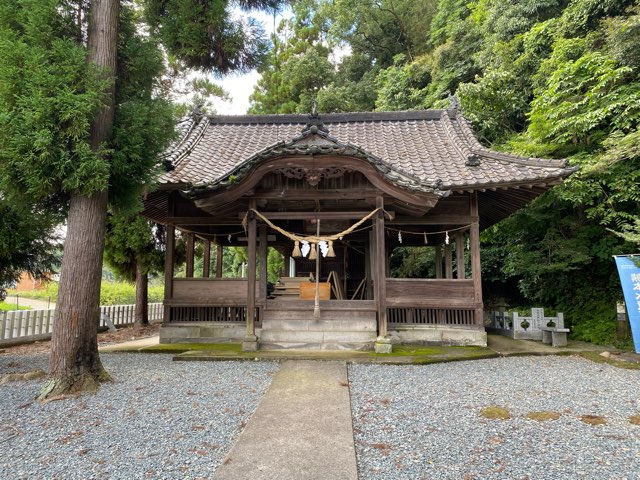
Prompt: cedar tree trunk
<box><xmin>134</xmin><ymin>261</ymin><xmax>149</xmax><ymax>329</ymax></box>
<box><xmin>39</xmin><ymin>0</ymin><xmax>119</xmax><ymax>399</ymax></box>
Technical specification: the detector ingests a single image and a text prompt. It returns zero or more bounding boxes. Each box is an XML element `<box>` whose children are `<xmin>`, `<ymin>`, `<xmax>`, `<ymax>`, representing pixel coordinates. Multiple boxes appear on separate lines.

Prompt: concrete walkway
<box><xmin>212</xmin><ymin>360</ymin><xmax>358</xmax><ymax>480</ymax></box>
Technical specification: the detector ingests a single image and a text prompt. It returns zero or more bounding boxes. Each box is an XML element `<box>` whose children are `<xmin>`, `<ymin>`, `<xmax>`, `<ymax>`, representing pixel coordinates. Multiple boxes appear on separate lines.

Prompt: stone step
<box><xmin>259</xmin><ymin>329</ymin><xmax>376</xmax><ymax>344</ymax></box>
<box><xmin>258</xmin><ymin>340</ymin><xmax>373</xmax><ymax>351</ymax></box>
<box><xmin>261</xmin><ymin>318</ymin><xmax>376</xmax><ymax>332</ymax></box>
<box><xmin>262</xmin><ymin>309</ymin><xmax>376</xmax><ymax>322</ymax></box>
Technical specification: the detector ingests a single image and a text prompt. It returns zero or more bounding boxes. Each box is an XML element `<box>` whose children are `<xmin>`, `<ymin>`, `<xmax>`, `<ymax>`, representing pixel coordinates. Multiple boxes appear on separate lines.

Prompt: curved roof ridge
<box><xmin>452</xmin><ymin>112</ymin><xmax>571</xmax><ymax>169</ymax></box>
<box><xmin>166</xmin><ymin>116</ymin><xmax>210</xmax><ymax>171</ymax></box>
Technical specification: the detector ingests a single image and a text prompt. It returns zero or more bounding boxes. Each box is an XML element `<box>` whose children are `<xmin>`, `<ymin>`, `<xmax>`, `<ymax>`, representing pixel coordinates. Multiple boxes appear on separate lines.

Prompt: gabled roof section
<box><xmin>160</xmin><ymin>109</ymin><xmax>576</xmax><ymax>193</ymax></box>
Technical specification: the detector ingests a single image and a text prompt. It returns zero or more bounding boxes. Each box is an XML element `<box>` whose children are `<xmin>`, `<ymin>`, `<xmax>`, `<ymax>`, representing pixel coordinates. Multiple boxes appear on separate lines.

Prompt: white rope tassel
<box><xmin>445</xmin><ymin>231</ymin><xmax>450</xmax><ymax>245</ymax></box>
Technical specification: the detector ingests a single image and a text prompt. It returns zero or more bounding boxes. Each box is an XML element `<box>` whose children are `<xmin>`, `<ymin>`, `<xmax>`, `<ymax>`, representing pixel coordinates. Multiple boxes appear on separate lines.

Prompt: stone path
<box><xmin>212</xmin><ymin>360</ymin><xmax>358</xmax><ymax>480</ymax></box>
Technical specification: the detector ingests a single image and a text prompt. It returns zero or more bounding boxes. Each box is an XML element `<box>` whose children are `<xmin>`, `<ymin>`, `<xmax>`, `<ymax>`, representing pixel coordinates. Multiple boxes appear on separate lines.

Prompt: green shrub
<box><xmin>0</xmin><ymin>302</ymin><xmax>31</xmax><ymax>311</ymax></box>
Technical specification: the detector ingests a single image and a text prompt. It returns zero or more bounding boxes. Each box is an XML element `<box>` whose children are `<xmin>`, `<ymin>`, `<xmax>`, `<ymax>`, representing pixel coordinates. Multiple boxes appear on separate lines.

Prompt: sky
<box><xmin>209</xmin><ymin>9</ymin><xmax>288</xmax><ymax>115</ymax></box>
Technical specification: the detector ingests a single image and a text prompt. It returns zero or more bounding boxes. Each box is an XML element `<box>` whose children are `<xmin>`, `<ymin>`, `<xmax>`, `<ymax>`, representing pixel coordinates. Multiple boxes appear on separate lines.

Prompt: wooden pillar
<box><xmin>284</xmin><ymin>253</ymin><xmax>291</xmax><ymax>277</ymax></box>
<box><xmin>470</xmin><ymin>193</ymin><xmax>483</xmax><ymax>325</ymax></box>
<box><xmin>435</xmin><ymin>246</ymin><xmax>443</xmax><ymax>279</ymax></box>
<box><xmin>163</xmin><ymin>225</ymin><xmax>175</xmax><ymax>324</ymax></box>
<box><xmin>456</xmin><ymin>231</ymin><xmax>465</xmax><ymax>279</ymax></box>
<box><xmin>215</xmin><ymin>243</ymin><xmax>223</xmax><ymax>278</ymax></box>
<box><xmin>374</xmin><ymin>197</ymin><xmax>388</xmax><ymax>340</ymax></box>
<box><xmin>243</xmin><ymin>203</ymin><xmax>258</xmax><ymax>350</ymax></box>
<box><xmin>444</xmin><ymin>243</ymin><xmax>453</xmax><ymax>279</ymax></box>
<box><xmin>366</xmin><ymin>231</ymin><xmax>373</xmax><ymax>300</ymax></box>
<box><xmin>202</xmin><ymin>240</ymin><xmax>211</xmax><ymax>278</ymax></box>
<box><xmin>259</xmin><ymin>226</ymin><xmax>268</xmax><ymax>301</ymax></box>
<box><xmin>185</xmin><ymin>233</ymin><xmax>195</xmax><ymax>278</ymax></box>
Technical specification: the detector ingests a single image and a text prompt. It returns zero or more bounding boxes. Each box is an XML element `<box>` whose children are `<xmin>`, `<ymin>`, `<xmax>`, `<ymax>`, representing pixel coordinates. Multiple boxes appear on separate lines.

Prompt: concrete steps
<box><xmin>259</xmin><ymin>301</ymin><xmax>377</xmax><ymax>350</ymax></box>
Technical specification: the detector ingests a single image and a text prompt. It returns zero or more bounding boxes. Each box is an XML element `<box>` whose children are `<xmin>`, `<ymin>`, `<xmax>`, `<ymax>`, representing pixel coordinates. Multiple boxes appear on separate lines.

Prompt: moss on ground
<box><xmin>579</xmin><ymin>351</ymin><xmax>640</xmax><ymax>370</ymax></box>
<box><xmin>480</xmin><ymin>406</ymin><xmax>512</xmax><ymax>420</ymax></box>
<box><xmin>527</xmin><ymin>411</ymin><xmax>562</xmax><ymax>421</ymax></box>
<box><xmin>141</xmin><ymin>343</ymin><xmax>243</xmax><ymax>354</ymax></box>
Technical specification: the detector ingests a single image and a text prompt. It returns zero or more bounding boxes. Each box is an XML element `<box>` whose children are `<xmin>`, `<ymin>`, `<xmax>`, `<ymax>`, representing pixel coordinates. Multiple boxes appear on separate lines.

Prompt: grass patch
<box><xmin>480</xmin><ymin>406</ymin><xmax>511</xmax><ymax>420</ymax></box>
<box><xmin>629</xmin><ymin>415</ymin><xmax>640</xmax><ymax>425</ymax></box>
<box><xmin>526</xmin><ymin>411</ymin><xmax>561</xmax><ymax>421</ymax></box>
<box><xmin>578</xmin><ymin>351</ymin><xmax>640</xmax><ymax>370</ymax></box>
<box><xmin>580</xmin><ymin>414</ymin><xmax>607</xmax><ymax>425</ymax></box>
<box><xmin>0</xmin><ymin>302</ymin><xmax>31</xmax><ymax>311</ymax></box>
<box><xmin>9</xmin><ymin>281</ymin><xmax>165</xmax><ymax>306</ymax></box>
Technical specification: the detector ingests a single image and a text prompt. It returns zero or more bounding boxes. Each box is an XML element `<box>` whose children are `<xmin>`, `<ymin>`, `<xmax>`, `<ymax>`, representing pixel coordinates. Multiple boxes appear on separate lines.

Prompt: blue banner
<box><xmin>614</xmin><ymin>255</ymin><xmax>640</xmax><ymax>353</ymax></box>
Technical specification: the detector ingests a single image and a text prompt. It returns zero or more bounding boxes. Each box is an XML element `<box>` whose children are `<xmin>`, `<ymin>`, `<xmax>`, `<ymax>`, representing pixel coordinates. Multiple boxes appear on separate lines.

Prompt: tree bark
<box><xmin>134</xmin><ymin>261</ymin><xmax>149</xmax><ymax>329</ymax></box>
<box><xmin>40</xmin><ymin>0</ymin><xmax>119</xmax><ymax>399</ymax></box>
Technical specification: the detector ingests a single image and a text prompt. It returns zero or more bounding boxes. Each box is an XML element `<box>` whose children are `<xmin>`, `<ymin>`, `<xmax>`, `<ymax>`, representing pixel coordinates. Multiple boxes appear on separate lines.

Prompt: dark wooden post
<box><xmin>216</xmin><ymin>244</ymin><xmax>223</xmax><ymax>278</ymax></box>
<box><xmin>445</xmin><ymin>243</ymin><xmax>453</xmax><ymax>279</ymax></box>
<box><xmin>163</xmin><ymin>225</ymin><xmax>175</xmax><ymax>324</ymax></box>
<box><xmin>365</xmin><ymin>233</ymin><xmax>373</xmax><ymax>300</ymax></box>
<box><xmin>435</xmin><ymin>246</ymin><xmax>443</xmax><ymax>279</ymax></box>
<box><xmin>284</xmin><ymin>253</ymin><xmax>291</xmax><ymax>277</ymax></box>
<box><xmin>185</xmin><ymin>233</ymin><xmax>195</xmax><ymax>278</ymax></box>
<box><xmin>470</xmin><ymin>193</ymin><xmax>483</xmax><ymax>325</ymax></box>
<box><xmin>259</xmin><ymin>226</ymin><xmax>268</xmax><ymax>302</ymax></box>
<box><xmin>456</xmin><ymin>231</ymin><xmax>466</xmax><ymax>279</ymax></box>
<box><xmin>202</xmin><ymin>239</ymin><xmax>211</xmax><ymax>278</ymax></box>
<box><xmin>243</xmin><ymin>202</ymin><xmax>258</xmax><ymax>351</ymax></box>
<box><xmin>374</xmin><ymin>197</ymin><xmax>391</xmax><ymax>352</ymax></box>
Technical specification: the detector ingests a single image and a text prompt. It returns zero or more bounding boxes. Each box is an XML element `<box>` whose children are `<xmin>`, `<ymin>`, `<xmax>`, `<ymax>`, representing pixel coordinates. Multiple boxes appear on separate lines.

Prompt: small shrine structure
<box><xmin>141</xmin><ymin>106</ymin><xmax>575</xmax><ymax>351</ymax></box>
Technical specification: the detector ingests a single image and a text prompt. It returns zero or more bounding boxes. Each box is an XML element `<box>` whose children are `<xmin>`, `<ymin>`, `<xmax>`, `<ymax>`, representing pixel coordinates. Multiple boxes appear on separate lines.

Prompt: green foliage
<box><xmin>0</xmin><ymin>198</ymin><xmax>61</xmax><ymax>301</ymax></box>
<box><xmin>0</xmin><ymin>0</ymin><xmax>107</xmax><ymax>201</ymax></box>
<box><xmin>10</xmin><ymin>281</ymin><xmax>164</xmax><ymax>306</ymax></box>
<box><xmin>104</xmin><ymin>213</ymin><xmax>165</xmax><ymax>281</ymax></box>
<box><xmin>143</xmin><ymin>0</ymin><xmax>277</xmax><ymax>74</ymax></box>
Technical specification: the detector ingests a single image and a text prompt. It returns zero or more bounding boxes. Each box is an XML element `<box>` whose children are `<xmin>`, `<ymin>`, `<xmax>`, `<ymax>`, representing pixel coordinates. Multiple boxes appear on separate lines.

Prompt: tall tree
<box><xmin>104</xmin><ymin>213</ymin><xmax>165</xmax><ymax>328</ymax></box>
<box><xmin>1</xmin><ymin>0</ymin><xmax>281</xmax><ymax>397</ymax></box>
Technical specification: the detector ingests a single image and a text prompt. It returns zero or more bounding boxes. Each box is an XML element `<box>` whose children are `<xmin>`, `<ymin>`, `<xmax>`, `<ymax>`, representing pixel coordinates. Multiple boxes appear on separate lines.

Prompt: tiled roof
<box><xmin>160</xmin><ymin>110</ymin><xmax>575</xmax><ymax>192</ymax></box>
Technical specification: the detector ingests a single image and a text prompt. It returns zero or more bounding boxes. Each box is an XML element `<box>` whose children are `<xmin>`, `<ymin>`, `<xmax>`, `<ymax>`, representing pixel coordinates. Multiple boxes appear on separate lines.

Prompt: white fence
<box><xmin>487</xmin><ymin>307</ymin><xmax>564</xmax><ymax>340</ymax></box>
<box><xmin>0</xmin><ymin>303</ymin><xmax>163</xmax><ymax>345</ymax></box>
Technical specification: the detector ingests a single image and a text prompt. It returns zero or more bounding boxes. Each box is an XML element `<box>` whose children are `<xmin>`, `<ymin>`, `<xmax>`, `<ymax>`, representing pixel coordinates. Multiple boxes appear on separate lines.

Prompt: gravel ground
<box><xmin>349</xmin><ymin>356</ymin><xmax>640</xmax><ymax>480</ymax></box>
<box><xmin>0</xmin><ymin>353</ymin><xmax>278</xmax><ymax>480</ymax></box>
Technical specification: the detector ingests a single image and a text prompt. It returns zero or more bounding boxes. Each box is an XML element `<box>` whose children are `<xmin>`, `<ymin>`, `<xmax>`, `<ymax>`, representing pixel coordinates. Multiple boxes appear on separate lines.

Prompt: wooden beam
<box><xmin>185</xmin><ymin>233</ymin><xmax>195</xmax><ymax>278</ymax></box>
<box><xmin>375</xmin><ymin>196</ymin><xmax>388</xmax><ymax>337</ymax></box>
<box><xmin>163</xmin><ymin>224</ymin><xmax>175</xmax><ymax>324</ymax></box>
<box><xmin>470</xmin><ymin>192</ymin><xmax>483</xmax><ymax>325</ymax></box>
<box><xmin>391</xmin><ymin>214</ymin><xmax>470</xmax><ymax>225</ymax></box>
<box><xmin>167</xmin><ymin>216</ymin><xmax>240</xmax><ymax>226</ymax></box>
<box><xmin>456</xmin><ymin>231</ymin><xmax>465</xmax><ymax>279</ymax></box>
<box><xmin>435</xmin><ymin>246</ymin><xmax>443</xmax><ymax>279</ymax></box>
<box><xmin>237</xmin><ymin>211</ymin><xmax>395</xmax><ymax>221</ymax></box>
<box><xmin>216</xmin><ymin>244</ymin><xmax>223</xmax><ymax>278</ymax></box>
<box><xmin>444</xmin><ymin>243</ymin><xmax>453</xmax><ymax>279</ymax></box>
<box><xmin>259</xmin><ymin>226</ymin><xmax>268</xmax><ymax>301</ymax></box>
<box><xmin>253</xmin><ymin>188</ymin><xmax>381</xmax><ymax>200</ymax></box>
<box><xmin>202</xmin><ymin>239</ymin><xmax>211</xmax><ymax>278</ymax></box>
<box><xmin>245</xmin><ymin>201</ymin><xmax>257</xmax><ymax>342</ymax></box>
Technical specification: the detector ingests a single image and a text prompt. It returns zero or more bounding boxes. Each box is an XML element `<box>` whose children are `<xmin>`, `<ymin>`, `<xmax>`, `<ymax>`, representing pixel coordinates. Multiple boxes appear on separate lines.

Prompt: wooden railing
<box><xmin>0</xmin><ymin>303</ymin><xmax>163</xmax><ymax>345</ymax></box>
<box><xmin>168</xmin><ymin>278</ymin><xmax>261</xmax><ymax>326</ymax></box>
<box><xmin>386</xmin><ymin>279</ymin><xmax>479</xmax><ymax>327</ymax></box>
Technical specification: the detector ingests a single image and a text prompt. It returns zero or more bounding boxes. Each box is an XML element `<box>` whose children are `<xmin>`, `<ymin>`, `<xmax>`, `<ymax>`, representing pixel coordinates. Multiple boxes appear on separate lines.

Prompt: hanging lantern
<box><xmin>309</xmin><ymin>243</ymin><xmax>317</xmax><ymax>260</ymax></box>
<box><xmin>327</xmin><ymin>240</ymin><xmax>336</xmax><ymax>257</ymax></box>
<box><xmin>292</xmin><ymin>240</ymin><xmax>301</xmax><ymax>258</ymax></box>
